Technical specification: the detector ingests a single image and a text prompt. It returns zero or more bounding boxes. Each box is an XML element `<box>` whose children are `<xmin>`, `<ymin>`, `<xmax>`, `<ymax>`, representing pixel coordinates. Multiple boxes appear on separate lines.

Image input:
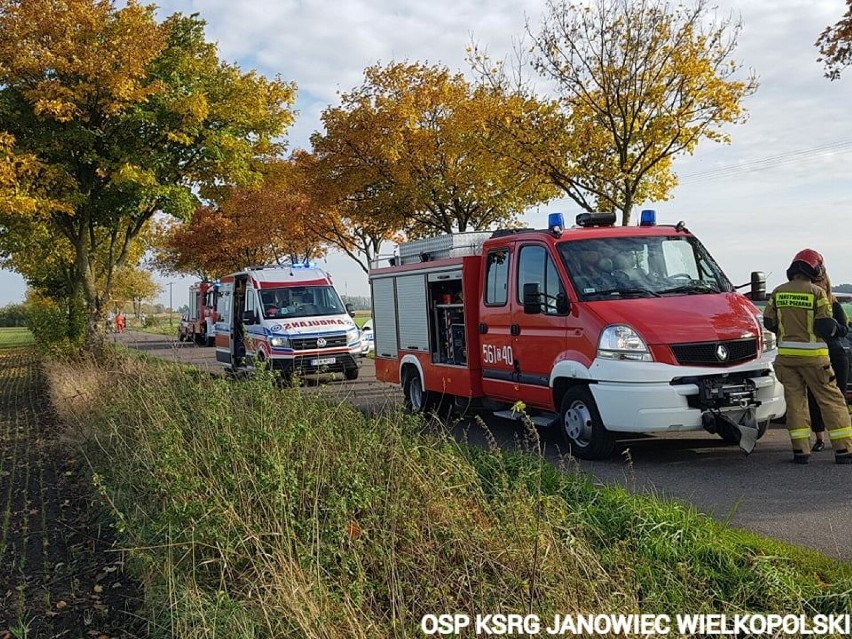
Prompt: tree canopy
<box><xmin>154</xmin><ymin>160</ymin><xmax>325</xmax><ymax>278</ymax></box>
<box><xmin>817</xmin><ymin>0</ymin><xmax>852</xmax><ymax>80</ymax></box>
<box><xmin>310</xmin><ymin>62</ymin><xmax>558</xmax><ymax>246</ymax></box>
<box><xmin>0</xmin><ymin>0</ymin><xmax>296</xmax><ymax>350</ymax></box>
<box><xmin>476</xmin><ymin>0</ymin><xmax>757</xmax><ymax>225</ymax></box>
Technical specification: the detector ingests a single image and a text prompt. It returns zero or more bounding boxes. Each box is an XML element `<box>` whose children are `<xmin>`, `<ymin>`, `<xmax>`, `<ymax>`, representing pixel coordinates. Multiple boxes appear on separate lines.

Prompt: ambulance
<box><xmin>214</xmin><ymin>263</ymin><xmax>363</xmax><ymax>380</ymax></box>
<box><xmin>369</xmin><ymin>211</ymin><xmax>786</xmax><ymax>459</ymax></box>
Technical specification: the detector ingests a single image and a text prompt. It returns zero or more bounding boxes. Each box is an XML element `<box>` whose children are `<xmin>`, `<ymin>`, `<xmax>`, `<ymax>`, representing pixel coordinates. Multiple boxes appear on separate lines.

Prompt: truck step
<box><xmin>492</xmin><ymin>410</ymin><xmax>558</xmax><ymax>428</ymax></box>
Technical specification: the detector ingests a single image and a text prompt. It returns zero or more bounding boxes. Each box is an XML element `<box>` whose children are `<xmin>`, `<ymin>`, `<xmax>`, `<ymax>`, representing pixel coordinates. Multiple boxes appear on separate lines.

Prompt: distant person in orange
<box><xmin>116</xmin><ymin>312</ymin><xmax>126</xmax><ymax>333</ymax></box>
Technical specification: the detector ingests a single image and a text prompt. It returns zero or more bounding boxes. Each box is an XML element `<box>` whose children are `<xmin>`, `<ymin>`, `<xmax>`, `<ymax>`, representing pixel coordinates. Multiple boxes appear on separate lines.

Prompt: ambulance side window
<box><xmin>485</xmin><ymin>248</ymin><xmax>510</xmax><ymax>306</ymax></box>
<box><xmin>245</xmin><ymin>288</ymin><xmax>255</xmax><ymax>315</ymax></box>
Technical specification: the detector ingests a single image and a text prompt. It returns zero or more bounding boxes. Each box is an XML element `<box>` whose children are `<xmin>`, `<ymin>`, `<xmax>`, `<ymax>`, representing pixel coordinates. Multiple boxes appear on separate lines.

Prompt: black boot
<box><xmin>835</xmin><ymin>452</ymin><xmax>852</xmax><ymax>465</ymax></box>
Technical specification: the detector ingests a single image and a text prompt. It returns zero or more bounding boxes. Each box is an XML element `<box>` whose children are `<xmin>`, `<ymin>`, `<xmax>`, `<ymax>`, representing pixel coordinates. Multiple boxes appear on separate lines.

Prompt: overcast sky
<box><xmin>2</xmin><ymin>0</ymin><xmax>850</xmax><ymax>306</ymax></box>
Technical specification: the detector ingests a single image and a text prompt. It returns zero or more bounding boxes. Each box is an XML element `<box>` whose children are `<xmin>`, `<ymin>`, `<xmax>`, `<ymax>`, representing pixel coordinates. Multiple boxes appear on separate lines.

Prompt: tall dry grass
<box><xmin>46</xmin><ymin>353</ymin><xmax>852</xmax><ymax>637</ymax></box>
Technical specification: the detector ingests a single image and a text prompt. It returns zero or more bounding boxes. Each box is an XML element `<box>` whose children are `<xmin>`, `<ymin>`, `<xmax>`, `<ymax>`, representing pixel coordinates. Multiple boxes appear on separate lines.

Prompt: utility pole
<box><xmin>169</xmin><ymin>282</ymin><xmax>174</xmax><ymax>326</ymax></box>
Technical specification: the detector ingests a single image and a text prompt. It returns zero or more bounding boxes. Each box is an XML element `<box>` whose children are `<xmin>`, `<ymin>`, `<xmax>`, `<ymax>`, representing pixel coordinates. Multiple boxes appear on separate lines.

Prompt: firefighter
<box><xmin>763</xmin><ymin>249</ymin><xmax>852</xmax><ymax>464</ymax></box>
<box><xmin>807</xmin><ymin>267</ymin><xmax>849</xmax><ymax>451</ymax></box>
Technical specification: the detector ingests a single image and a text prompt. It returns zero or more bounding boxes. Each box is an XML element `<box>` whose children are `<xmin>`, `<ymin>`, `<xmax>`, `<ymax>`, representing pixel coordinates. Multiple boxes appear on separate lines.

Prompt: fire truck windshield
<box><xmin>258</xmin><ymin>286</ymin><xmax>346</xmax><ymax>319</ymax></box>
<box><xmin>557</xmin><ymin>235</ymin><xmax>732</xmax><ymax>301</ymax></box>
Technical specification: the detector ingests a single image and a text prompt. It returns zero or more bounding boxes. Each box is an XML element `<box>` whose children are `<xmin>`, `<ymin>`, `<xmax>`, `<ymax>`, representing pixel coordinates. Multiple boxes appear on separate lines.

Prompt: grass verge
<box><xmin>46</xmin><ymin>351</ymin><xmax>852</xmax><ymax>637</ymax></box>
<box><xmin>0</xmin><ymin>327</ymin><xmax>34</xmax><ymax>349</ymax></box>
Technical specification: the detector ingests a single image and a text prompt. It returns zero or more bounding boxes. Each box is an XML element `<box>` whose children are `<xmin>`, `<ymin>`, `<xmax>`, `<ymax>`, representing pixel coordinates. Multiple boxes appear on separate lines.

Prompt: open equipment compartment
<box><xmin>427</xmin><ymin>270</ymin><xmax>466</xmax><ymax>366</ymax></box>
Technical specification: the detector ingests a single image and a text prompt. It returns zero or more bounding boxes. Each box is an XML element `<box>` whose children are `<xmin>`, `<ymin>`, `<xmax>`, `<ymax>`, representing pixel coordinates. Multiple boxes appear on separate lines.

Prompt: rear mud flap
<box><xmin>702</xmin><ymin>408</ymin><xmax>759</xmax><ymax>455</ymax></box>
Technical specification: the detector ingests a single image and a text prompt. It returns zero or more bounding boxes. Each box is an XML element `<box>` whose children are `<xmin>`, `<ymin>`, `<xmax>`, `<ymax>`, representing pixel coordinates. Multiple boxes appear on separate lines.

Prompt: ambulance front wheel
<box><xmin>344</xmin><ymin>366</ymin><xmax>359</xmax><ymax>381</ymax></box>
<box><xmin>559</xmin><ymin>386</ymin><xmax>615</xmax><ymax>460</ymax></box>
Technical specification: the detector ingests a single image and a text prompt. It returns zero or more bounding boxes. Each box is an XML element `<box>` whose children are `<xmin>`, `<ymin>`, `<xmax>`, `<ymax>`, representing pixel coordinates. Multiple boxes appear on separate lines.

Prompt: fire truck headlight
<box><xmin>597</xmin><ymin>325</ymin><xmax>653</xmax><ymax>362</ymax></box>
<box><xmin>270</xmin><ymin>336</ymin><xmax>289</xmax><ymax>348</ymax></box>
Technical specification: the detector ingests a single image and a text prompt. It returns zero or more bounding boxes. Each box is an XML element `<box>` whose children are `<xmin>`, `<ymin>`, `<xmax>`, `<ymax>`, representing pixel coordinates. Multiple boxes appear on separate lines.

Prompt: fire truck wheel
<box><xmin>559</xmin><ymin>386</ymin><xmax>615</xmax><ymax>460</ymax></box>
<box><xmin>344</xmin><ymin>366</ymin><xmax>359</xmax><ymax>380</ymax></box>
<box><xmin>403</xmin><ymin>369</ymin><xmax>434</xmax><ymax>414</ymax></box>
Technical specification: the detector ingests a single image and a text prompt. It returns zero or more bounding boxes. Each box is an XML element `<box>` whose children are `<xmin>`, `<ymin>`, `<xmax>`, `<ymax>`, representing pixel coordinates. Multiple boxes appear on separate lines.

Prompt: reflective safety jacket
<box><xmin>763</xmin><ymin>278</ymin><xmax>837</xmax><ymax>357</ymax></box>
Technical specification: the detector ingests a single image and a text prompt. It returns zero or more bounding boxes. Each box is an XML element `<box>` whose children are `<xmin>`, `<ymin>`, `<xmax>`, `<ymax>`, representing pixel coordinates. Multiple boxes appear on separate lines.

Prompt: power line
<box><xmin>678</xmin><ymin>139</ymin><xmax>852</xmax><ymax>184</ymax></box>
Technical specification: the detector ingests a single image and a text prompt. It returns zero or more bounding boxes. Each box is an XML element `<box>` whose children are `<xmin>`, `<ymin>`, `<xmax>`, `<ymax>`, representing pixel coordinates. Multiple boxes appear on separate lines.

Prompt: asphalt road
<box><xmin>116</xmin><ymin>330</ymin><xmax>852</xmax><ymax>561</ymax></box>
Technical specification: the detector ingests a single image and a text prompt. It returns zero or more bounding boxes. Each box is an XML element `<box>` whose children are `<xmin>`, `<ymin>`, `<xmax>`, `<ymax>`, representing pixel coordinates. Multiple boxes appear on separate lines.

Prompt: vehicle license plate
<box><xmin>311</xmin><ymin>357</ymin><xmax>336</xmax><ymax>366</ymax></box>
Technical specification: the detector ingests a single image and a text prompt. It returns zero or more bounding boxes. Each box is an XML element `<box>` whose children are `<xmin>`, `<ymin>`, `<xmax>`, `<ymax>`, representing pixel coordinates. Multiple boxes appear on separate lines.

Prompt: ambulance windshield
<box><xmin>558</xmin><ymin>235</ymin><xmax>732</xmax><ymax>301</ymax></box>
<box><xmin>258</xmin><ymin>286</ymin><xmax>346</xmax><ymax>319</ymax></box>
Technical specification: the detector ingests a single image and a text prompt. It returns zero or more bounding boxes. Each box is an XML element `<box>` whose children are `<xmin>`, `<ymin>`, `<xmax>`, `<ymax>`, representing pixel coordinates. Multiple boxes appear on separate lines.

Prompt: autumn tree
<box><xmin>817</xmin><ymin>0</ymin><xmax>852</xmax><ymax>80</ymax></box>
<box><xmin>112</xmin><ymin>266</ymin><xmax>160</xmax><ymax>319</ymax></box>
<box><xmin>310</xmin><ymin>62</ymin><xmax>558</xmax><ymax>251</ymax></box>
<box><xmin>476</xmin><ymin>0</ymin><xmax>756</xmax><ymax>225</ymax></box>
<box><xmin>155</xmin><ymin>160</ymin><xmax>325</xmax><ymax>278</ymax></box>
<box><xmin>0</xmin><ymin>0</ymin><xmax>296</xmax><ymax>351</ymax></box>
<box><xmin>292</xmin><ymin>150</ymin><xmax>400</xmax><ymax>274</ymax></box>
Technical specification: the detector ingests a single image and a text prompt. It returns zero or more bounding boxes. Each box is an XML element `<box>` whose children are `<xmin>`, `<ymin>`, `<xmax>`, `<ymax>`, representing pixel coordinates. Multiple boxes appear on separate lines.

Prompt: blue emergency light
<box><xmin>639</xmin><ymin>209</ymin><xmax>657</xmax><ymax>226</ymax></box>
<box><xmin>548</xmin><ymin>212</ymin><xmax>564</xmax><ymax>237</ymax></box>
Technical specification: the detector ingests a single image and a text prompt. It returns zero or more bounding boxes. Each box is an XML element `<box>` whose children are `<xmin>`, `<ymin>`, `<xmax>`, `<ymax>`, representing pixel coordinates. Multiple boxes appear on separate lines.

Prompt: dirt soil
<box><xmin>0</xmin><ymin>349</ymin><xmax>145</xmax><ymax>638</ymax></box>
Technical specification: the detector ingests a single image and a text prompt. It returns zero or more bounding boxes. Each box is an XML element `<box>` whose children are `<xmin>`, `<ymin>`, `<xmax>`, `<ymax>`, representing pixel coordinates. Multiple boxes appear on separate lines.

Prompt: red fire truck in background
<box><xmin>369</xmin><ymin>211</ymin><xmax>785</xmax><ymax>459</ymax></box>
<box><xmin>178</xmin><ymin>280</ymin><xmax>220</xmax><ymax>346</ymax></box>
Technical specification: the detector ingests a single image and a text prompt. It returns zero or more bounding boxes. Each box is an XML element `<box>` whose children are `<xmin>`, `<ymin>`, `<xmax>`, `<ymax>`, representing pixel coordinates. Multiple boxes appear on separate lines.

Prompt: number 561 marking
<box><xmin>482</xmin><ymin>344</ymin><xmax>513</xmax><ymax>365</ymax></box>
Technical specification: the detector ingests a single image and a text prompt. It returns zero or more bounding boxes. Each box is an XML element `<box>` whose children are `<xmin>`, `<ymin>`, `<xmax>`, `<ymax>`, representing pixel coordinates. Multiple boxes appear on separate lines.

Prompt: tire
<box><xmin>178</xmin><ymin>332</ymin><xmax>186</xmax><ymax>342</ymax></box>
<box><xmin>195</xmin><ymin>331</ymin><xmax>206</xmax><ymax>346</ymax></box>
<box><xmin>558</xmin><ymin>385</ymin><xmax>615</xmax><ymax>460</ymax></box>
<box><xmin>403</xmin><ymin>368</ymin><xmax>434</xmax><ymax>414</ymax></box>
<box><xmin>205</xmin><ymin>333</ymin><xmax>215</xmax><ymax>347</ymax></box>
<box><xmin>344</xmin><ymin>366</ymin><xmax>359</xmax><ymax>381</ymax></box>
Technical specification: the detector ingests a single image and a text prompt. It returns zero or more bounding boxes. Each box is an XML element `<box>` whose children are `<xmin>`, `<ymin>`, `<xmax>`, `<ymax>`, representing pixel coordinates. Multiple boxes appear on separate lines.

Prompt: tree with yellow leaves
<box><xmin>476</xmin><ymin>0</ymin><xmax>757</xmax><ymax>225</ymax></box>
<box><xmin>0</xmin><ymin>0</ymin><xmax>296</xmax><ymax>351</ymax></box>
<box><xmin>310</xmin><ymin>62</ymin><xmax>558</xmax><ymax>247</ymax></box>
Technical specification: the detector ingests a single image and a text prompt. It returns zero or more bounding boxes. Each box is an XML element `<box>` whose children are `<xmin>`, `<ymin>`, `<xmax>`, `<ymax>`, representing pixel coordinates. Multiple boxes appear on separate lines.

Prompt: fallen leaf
<box><xmin>93</xmin><ymin>584</ymin><xmax>103</xmax><ymax>593</ymax></box>
<box><xmin>56</xmin><ymin>600</ymin><xmax>68</xmax><ymax>609</ymax></box>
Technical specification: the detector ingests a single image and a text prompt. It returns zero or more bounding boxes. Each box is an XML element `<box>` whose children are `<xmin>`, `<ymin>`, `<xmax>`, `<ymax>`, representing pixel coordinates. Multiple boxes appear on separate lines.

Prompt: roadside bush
<box><xmin>46</xmin><ymin>354</ymin><xmax>852</xmax><ymax>638</ymax></box>
<box><xmin>25</xmin><ymin>294</ymin><xmax>85</xmax><ymax>352</ymax></box>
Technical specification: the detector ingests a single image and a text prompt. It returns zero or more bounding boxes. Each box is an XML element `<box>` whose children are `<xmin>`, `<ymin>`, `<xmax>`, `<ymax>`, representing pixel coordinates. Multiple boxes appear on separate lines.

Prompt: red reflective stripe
<box><xmin>256</xmin><ymin>279</ymin><xmax>329</xmax><ymax>288</ymax></box>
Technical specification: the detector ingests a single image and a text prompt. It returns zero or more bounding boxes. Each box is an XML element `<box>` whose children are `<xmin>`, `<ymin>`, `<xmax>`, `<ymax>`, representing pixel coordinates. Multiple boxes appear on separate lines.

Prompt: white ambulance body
<box><xmin>214</xmin><ymin>264</ymin><xmax>362</xmax><ymax>379</ymax></box>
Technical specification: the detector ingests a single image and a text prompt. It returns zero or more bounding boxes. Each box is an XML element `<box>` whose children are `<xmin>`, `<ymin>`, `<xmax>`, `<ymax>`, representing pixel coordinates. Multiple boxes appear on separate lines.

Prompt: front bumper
<box><xmin>588</xmin><ymin>357</ymin><xmax>786</xmax><ymax>433</ymax></box>
<box><xmin>269</xmin><ymin>353</ymin><xmax>358</xmax><ymax>375</ymax></box>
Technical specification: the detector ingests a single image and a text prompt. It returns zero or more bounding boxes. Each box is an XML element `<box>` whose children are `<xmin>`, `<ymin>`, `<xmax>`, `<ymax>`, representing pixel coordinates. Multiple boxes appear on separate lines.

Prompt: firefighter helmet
<box><xmin>787</xmin><ymin>248</ymin><xmax>825</xmax><ymax>281</ymax></box>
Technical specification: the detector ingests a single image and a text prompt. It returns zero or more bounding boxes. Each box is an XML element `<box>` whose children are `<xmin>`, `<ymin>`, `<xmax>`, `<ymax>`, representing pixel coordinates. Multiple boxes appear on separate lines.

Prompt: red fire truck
<box><xmin>369</xmin><ymin>211</ymin><xmax>785</xmax><ymax>459</ymax></box>
<box><xmin>178</xmin><ymin>280</ymin><xmax>220</xmax><ymax>346</ymax></box>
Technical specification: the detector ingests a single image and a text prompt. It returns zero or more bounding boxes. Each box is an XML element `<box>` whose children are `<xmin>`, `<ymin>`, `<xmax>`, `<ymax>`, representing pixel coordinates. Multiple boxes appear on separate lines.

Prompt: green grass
<box><xmin>0</xmin><ymin>327</ymin><xmax>34</xmax><ymax>349</ymax></box>
<box><xmin>45</xmin><ymin>353</ymin><xmax>852</xmax><ymax>638</ymax></box>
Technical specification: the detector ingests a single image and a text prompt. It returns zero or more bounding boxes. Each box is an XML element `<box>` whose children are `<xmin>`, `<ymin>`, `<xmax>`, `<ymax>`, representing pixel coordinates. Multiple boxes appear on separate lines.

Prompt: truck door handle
<box><xmin>510</xmin><ymin>324</ymin><xmax>521</xmax><ymax>336</ymax></box>
<box><xmin>479</xmin><ymin>322</ymin><xmax>488</xmax><ymax>334</ymax></box>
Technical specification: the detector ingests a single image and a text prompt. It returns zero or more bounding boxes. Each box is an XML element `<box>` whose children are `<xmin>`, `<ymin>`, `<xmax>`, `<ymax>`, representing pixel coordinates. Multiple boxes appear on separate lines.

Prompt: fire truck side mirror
<box><xmin>749</xmin><ymin>271</ymin><xmax>767</xmax><ymax>301</ymax></box>
<box><xmin>242</xmin><ymin>309</ymin><xmax>258</xmax><ymax>325</ymax></box>
<box><xmin>523</xmin><ymin>282</ymin><xmax>542</xmax><ymax>315</ymax></box>
<box><xmin>346</xmin><ymin>303</ymin><xmax>356</xmax><ymax>318</ymax></box>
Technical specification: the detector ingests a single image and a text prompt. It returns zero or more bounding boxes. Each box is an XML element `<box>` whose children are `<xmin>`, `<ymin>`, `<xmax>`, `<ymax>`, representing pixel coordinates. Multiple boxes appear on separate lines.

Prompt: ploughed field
<box><xmin>0</xmin><ymin>348</ymin><xmax>144</xmax><ymax>637</ymax></box>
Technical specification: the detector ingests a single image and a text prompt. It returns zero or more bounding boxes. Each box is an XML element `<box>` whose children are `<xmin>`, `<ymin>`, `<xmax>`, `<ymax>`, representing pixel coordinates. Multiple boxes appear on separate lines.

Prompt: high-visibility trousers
<box><xmin>774</xmin><ymin>355</ymin><xmax>852</xmax><ymax>456</ymax></box>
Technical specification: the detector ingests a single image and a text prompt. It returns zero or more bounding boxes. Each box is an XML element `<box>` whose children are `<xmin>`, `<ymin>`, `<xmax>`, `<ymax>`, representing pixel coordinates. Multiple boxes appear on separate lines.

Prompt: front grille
<box><xmin>290</xmin><ymin>333</ymin><xmax>348</xmax><ymax>350</ymax></box>
<box><xmin>671</xmin><ymin>338</ymin><xmax>758</xmax><ymax>367</ymax></box>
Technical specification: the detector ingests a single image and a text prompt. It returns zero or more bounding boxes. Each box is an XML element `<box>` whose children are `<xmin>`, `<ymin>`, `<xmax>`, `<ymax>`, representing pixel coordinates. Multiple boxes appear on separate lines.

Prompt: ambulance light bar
<box><xmin>575</xmin><ymin>212</ymin><xmax>616</xmax><ymax>227</ymax></box>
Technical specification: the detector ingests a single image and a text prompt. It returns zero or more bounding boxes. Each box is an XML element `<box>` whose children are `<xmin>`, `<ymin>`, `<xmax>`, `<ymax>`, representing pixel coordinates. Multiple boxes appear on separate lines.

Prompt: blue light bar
<box><xmin>639</xmin><ymin>210</ymin><xmax>656</xmax><ymax>226</ymax></box>
<box><xmin>548</xmin><ymin>212</ymin><xmax>564</xmax><ymax>236</ymax></box>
